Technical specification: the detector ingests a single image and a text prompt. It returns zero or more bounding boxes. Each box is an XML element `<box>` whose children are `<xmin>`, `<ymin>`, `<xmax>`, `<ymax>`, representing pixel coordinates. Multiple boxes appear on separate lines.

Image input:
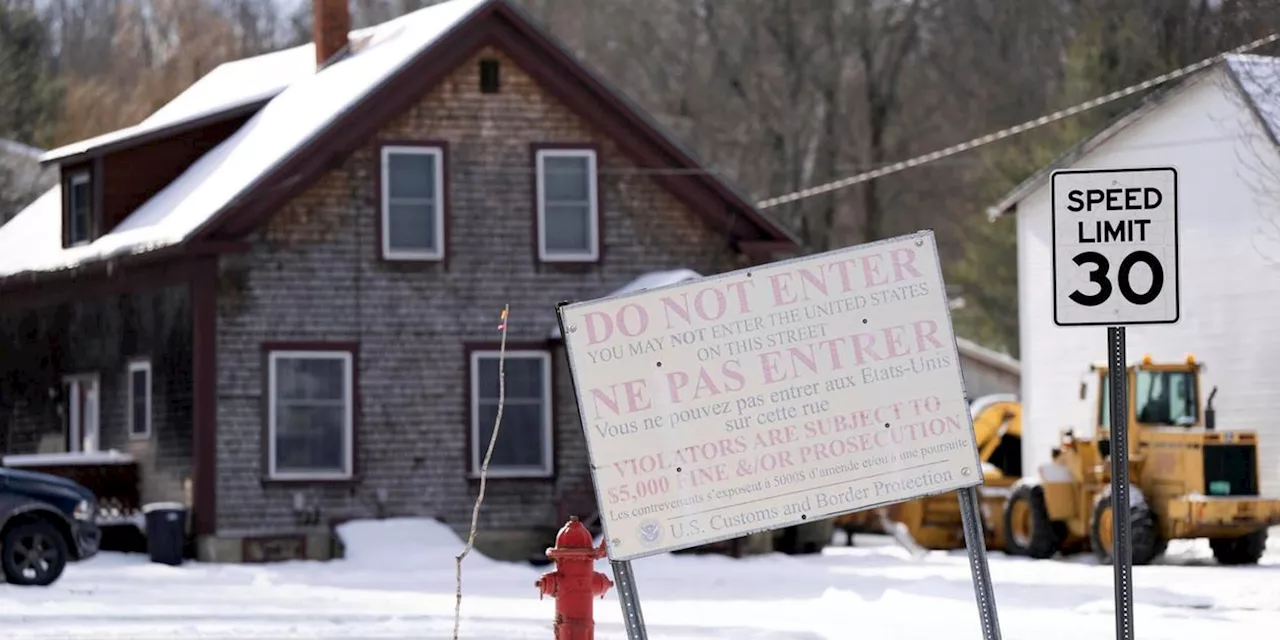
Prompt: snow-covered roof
<box><xmin>2</xmin><ymin>450</ymin><xmax>135</xmax><ymax>467</ymax></box>
<box><xmin>0</xmin><ymin>0</ymin><xmax>488</xmax><ymax>280</ymax></box>
<box><xmin>1226</xmin><ymin>53</ymin><xmax>1280</xmax><ymax>144</ymax></box>
<box><xmin>955</xmin><ymin>337</ymin><xmax>1020</xmax><ymax>376</ymax></box>
<box><xmin>39</xmin><ymin>39</ymin><xmax>320</xmax><ymax>164</ymax></box>
<box><xmin>549</xmin><ymin>269</ymin><xmax>702</xmax><ymax>339</ymax></box>
<box><xmin>987</xmin><ymin>54</ymin><xmax>1280</xmax><ymax>219</ymax></box>
<box><xmin>0</xmin><ymin>138</ymin><xmax>45</xmax><ymax>160</ymax></box>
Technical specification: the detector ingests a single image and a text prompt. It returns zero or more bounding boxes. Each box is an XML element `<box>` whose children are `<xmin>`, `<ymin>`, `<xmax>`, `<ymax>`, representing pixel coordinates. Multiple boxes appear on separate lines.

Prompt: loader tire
<box><xmin>1089</xmin><ymin>493</ymin><xmax>1162</xmax><ymax>566</ymax></box>
<box><xmin>1003</xmin><ymin>483</ymin><xmax>1061</xmax><ymax>559</ymax></box>
<box><xmin>1209</xmin><ymin>529</ymin><xmax>1267</xmax><ymax>565</ymax></box>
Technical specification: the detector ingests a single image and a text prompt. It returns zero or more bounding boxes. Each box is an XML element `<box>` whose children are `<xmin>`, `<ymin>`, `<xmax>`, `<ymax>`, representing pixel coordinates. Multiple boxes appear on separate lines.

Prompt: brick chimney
<box><xmin>313</xmin><ymin>0</ymin><xmax>351</xmax><ymax>67</ymax></box>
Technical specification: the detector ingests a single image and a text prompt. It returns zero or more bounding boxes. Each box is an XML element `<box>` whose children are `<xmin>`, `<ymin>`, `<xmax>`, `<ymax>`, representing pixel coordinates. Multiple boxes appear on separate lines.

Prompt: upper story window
<box><xmin>380</xmin><ymin>144</ymin><xmax>446</xmax><ymax>261</ymax></box>
<box><xmin>65</xmin><ymin>170</ymin><xmax>93</xmax><ymax>247</ymax></box>
<box><xmin>535</xmin><ymin>147</ymin><xmax>599</xmax><ymax>262</ymax></box>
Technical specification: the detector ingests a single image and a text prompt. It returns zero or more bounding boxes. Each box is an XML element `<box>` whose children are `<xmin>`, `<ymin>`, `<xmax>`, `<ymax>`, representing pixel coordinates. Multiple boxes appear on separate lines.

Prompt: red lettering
<box><xmin>722</xmin><ymin>359</ymin><xmax>746</xmax><ymax>391</ymax></box>
<box><xmin>859</xmin><ymin>254</ymin><xmax>889</xmax><ymax>287</ymax></box>
<box><xmin>798</xmin><ymin>267</ymin><xmax>829</xmax><ymax>298</ymax></box>
<box><xmin>694</xmin><ymin>287</ymin><xmax>728</xmax><ymax>321</ymax></box>
<box><xmin>670</xmin><ymin>361</ymin><xmax>746</xmax><ymax>403</ymax></box>
<box><xmin>665</xmin><ymin>370</ymin><xmax>690</xmax><ymax>403</ymax></box>
<box><xmin>691</xmin><ymin>368</ymin><xmax>723</xmax><ymax>400</ymax></box>
<box><xmin>617</xmin><ymin>303</ymin><xmax>649</xmax><ymax>337</ymax></box>
<box><xmin>589</xmin><ymin>388</ymin><xmax>619</xmax><ymax>418</ymax></box>
<box><xmin>588</xmin><ymin>380</ymin><xmax>652</xmax><ymax>418</ymax></box>
<box><xmin>769</xmin><ymin>272</ymin><xmax>797</xmax><ymax>306</ymax></box>
<box><xmin>724</xmin><ymin>280</ymin><xmax>754</xmax><ymax>313</ymax></box>
<box><xmin>850</xmin><ymin>331</ymin><xmax>880</xmax><ymax>364</ymax></box>
<box><xmin>759</xmin><ymin>352</ymin><xmax>786</xmax><ymax>383</ymax></box>
<box><xmin>623</xmin><ymin>380</ymin><xmax>650</xmax><ymax>413</ymax></box>
<box><xmin>660</xmin><ymin>295</ymin><xmax>692</xmax><ymax>330</ymax></box>
<box><xmin>913</xmin><ymin>320</ymin><xmax>943</xmax><ymax>350</ymax></box>
<box><xmin>882</xmin><ymin>325</ymin><xmax>908</xmax><ymax>358</ymax></box>
<box><xmin>890</xmin><ymin>248</ymin><xmax>923</xmax><ymax>280</ymax></box>
<box><xmin>583</xmin><ymin>311</ymin><xmax>613</xmax><ymax>345</ymax></box>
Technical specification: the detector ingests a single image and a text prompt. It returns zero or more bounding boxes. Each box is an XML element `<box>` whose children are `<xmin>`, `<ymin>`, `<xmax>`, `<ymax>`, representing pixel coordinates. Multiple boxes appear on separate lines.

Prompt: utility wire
<box><xmin>755</xmin><ymin>32</ymin><xmax>1280</xmax><ymax>210</ymax></box>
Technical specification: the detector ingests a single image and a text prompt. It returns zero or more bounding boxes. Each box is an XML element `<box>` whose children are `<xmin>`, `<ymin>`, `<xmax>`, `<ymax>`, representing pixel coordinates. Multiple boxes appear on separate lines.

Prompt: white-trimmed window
<box><xmin>66</xmin><ymin>170</ymin><xmax>93</xmax><ymax>246</ymax></box>
<box><xmin>380</xmin><ymin>145</ymin><xmax>445</xmax><ymax>260</ymax></box>
<box><xmin>535</xmin><ymin>148</ymin><xmax>598</xmax><ymax>262</ymax></box>
<box><xmin>469</xmin><ymin>350</ymin><xmax>553</xmax><ymax>477</ymax></box>
<box><xmin>127</xmin><ymin>360</ymin><xmax>152</xmax><ymax>440</ymax></box>
<box><xmin>267</xmin><ymin>350</ymin><xmax>354</xmax><ymax>480</ymax></box>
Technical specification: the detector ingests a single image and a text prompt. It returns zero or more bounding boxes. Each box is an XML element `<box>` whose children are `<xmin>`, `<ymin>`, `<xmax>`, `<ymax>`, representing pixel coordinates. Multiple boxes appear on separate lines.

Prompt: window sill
<box><xmin>382</xmin><ymin>248</ymin><xmax>445</xmax><ymax>262</ymax></box>
<box><xmin>261</xmin><ymin>474</ymin><xmax>360</xmax><ymax>486</ymax></box>
<box><xmin>538</xmin><ymin>253</ymin><xmax>599</xmax><ymax>264</ymax></box>
<box><xmin>466</xmin><ymin>470</ymin><xmax>555</xmax><ymax>481</ymax></box>
<box><xmin>127</xmin><ymin>432</ymin><xmax>151</xmax><ymax>442</ymax></box>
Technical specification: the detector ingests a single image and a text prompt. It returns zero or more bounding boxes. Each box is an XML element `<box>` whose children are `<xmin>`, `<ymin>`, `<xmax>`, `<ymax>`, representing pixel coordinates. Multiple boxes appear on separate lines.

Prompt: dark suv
<box><xmin>0</xmin><ymin>466</ymin><xmax>101</xmax><ymax>586</ymax></box>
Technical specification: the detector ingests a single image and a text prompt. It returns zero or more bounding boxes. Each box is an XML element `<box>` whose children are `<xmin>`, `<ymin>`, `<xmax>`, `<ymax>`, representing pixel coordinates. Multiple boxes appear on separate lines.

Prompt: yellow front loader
<box><xmin>1004</xmin><ymin>356</ymin><xmax>1280</xmax><ymax>565</ymax></box>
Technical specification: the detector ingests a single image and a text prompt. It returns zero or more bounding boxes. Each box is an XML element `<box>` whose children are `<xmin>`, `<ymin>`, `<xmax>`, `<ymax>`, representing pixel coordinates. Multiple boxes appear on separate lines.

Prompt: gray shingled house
<box><xmin>0</xmin><ymin>0</ymin><xmax>797</xmax><ymax>562</ymax></box>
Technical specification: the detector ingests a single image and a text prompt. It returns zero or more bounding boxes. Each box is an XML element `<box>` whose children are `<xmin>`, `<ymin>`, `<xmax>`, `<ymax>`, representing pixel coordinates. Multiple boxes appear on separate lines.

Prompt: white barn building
<box><xmin>987</xmin><ymin>54</ymin><xmax>1280</xmax><ymax>491</ymax></box>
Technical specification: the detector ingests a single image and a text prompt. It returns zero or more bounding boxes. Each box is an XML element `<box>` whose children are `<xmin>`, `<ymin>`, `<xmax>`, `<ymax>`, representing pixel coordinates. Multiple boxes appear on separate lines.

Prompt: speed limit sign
<box><xmin>1051</xmin><ymin>167</ymin><xmax>1180</xmax><ymax>326</ymax></box>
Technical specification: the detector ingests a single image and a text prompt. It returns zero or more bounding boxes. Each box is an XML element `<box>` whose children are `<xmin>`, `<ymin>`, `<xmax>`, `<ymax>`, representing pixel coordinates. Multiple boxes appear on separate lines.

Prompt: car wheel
<box><xmin>2</xmin><ymin>520</ymin><xmax>70</xmax><ymax>587</ymax></box>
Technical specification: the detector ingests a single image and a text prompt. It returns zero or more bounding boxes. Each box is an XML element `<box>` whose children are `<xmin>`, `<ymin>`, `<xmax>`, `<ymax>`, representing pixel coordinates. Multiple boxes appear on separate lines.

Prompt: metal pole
<box><xmin>957</xmin><ymin>486</ymin><xmax>1003</xmax><ymax>640</ymax></box>
<box><xmin>610</xmin><ymin>560</ymin><xmax>649</xmax><ymax>640</ymax></box>
<box><xmin>1107</xmin><ymin>326</ymin><xmax>1134</xmax><ymax>640</ymax></box>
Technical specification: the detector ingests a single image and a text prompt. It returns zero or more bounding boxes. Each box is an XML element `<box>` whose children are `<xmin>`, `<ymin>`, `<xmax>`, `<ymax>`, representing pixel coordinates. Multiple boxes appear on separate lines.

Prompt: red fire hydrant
<box><xmin>535</xmin><ymin>516</ymin><xmax>613</xmax><ymax>639</ymax></box>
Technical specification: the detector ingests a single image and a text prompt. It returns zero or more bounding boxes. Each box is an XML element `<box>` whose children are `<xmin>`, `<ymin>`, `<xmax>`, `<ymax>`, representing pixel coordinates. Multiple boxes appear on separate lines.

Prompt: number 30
<box><xmin>1069</xmin><ymin>250</ymin><xmax>1164</xmax><ymax>307</ymax></box>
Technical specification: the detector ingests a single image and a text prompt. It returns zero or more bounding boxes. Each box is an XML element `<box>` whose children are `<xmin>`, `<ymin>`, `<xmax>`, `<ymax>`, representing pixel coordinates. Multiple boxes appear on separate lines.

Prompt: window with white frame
<box><xmin>66</xmin><ymin>170</ymin><xmax>93</xmax><ymax>246</ymax></box>
<box><xmin>380</xmin><ymin>145</ymin><xmax>445</xmax><ymax>260</ymax></box>
<box><xmin>267</xmin><ymin>350</ymin><xmax>354</xmax><ymax>480</ymax></box>
<box><xmin>535</xmin><ymin>148</ymin><xmax>598</xmax><ymax>262</ymax></box>
<box><xmin>470</xmin><ymin>350</ymin><xmax>553</xmax><ymax>477</ymax></box>
<box><xmin>127</xmin><ymin>360</ymin><xmax>152</xmax><ymax>440</ymax></box>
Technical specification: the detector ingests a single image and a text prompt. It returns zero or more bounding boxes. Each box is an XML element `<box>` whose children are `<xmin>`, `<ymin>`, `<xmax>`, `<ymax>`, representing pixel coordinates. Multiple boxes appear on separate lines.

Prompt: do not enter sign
<box><xmin>1051</xmin><ymin>167</ymin><xmax>1180</xmax><ymax>326</ymax></box>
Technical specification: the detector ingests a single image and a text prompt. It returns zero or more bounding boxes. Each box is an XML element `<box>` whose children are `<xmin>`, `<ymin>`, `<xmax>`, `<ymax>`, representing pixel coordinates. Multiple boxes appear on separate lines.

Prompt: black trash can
<box><xmin>143</xmin><ymin>502</ymin><xmax>187</xmax><ymax>566</ymax></box>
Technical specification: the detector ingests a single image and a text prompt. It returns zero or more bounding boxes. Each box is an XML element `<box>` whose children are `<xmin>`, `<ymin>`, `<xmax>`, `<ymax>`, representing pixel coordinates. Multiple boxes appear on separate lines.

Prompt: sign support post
<box><xmin>610</xmin><ymin>559</ymin><xmax>649</xmax><ymax>640</ymax></box>
<box><xmin>958</xmin><ymin>486</ymin><xmax>1002</xmax><ymax>640</ymax></box>
<box><xmin>1106</xmin><ymin>327</ymin><xmax>1133</xmax><ymax>640</ymax></box>
<box><xmin>1051</xmin><ymin>166</ymin><xmax>1179</xmax><ymax>640</ymax></box>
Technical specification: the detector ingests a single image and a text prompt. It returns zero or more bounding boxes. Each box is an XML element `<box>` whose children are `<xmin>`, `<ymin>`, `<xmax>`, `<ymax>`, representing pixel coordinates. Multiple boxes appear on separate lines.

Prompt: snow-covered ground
<box><xmin>1</xmin><ymin>519</ymin><xmax>1277</xmax><ymax>639</ymax></box>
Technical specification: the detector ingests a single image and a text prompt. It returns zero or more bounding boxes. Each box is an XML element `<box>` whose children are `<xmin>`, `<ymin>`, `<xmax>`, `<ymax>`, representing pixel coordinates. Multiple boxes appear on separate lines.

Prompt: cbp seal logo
<box><xmin>637</xmin><ymin>520</ymin><xmax>663</xmax><ymax>547</ymax></box>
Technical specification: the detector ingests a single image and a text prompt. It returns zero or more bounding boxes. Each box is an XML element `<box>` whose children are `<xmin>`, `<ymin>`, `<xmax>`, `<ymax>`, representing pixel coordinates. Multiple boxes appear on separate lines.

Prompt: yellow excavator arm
<box><xmin>970</xmin><ymin>394</ymin><xmax>1021</xmax><ymax>463</ymax></box>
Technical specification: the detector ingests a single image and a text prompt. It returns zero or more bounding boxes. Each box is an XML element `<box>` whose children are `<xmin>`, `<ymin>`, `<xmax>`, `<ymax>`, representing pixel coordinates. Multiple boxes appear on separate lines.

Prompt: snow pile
<box><xmin>334</xmin><ymin>517</ymin><xmax>501</xmax><ymax>571</ymax></box>
<box><xmin>2</xmin><ymin>519</ymin><xmax>1279</xmax><ymax>639</ymax></box>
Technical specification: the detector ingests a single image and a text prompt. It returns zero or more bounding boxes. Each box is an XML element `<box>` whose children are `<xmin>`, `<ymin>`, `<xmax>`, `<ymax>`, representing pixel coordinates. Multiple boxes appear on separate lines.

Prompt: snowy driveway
<box><xmin>0</xmin><ymin>520</ymin><xmax>1277</xmax><ymax>639</ymax></box>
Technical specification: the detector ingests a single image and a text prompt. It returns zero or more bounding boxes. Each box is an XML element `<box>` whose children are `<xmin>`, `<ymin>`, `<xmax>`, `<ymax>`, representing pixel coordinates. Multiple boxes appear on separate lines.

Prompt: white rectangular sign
<box><xmin>1051</xmin><ymin>167</ymin><xmax>1180</xmax><ymax>326</ymax></box>
<box><xmin>558</xmin><ymin>231</ymin><xmax>982</xmax><ymax>561</ymax></box>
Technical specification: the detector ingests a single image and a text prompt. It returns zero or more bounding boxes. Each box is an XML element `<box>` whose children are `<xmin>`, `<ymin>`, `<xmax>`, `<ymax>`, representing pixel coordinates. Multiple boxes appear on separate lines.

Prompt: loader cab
<box><xmin>1094</xmin><ymin>356</ymin><xmax>1203</xmax><ymax>450</ymax></box>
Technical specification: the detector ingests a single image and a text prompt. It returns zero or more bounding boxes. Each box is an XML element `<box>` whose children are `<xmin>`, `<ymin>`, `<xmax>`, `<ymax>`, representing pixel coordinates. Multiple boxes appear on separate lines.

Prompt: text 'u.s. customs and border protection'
<box><xmin>558</xmin><ymin>230</ymin><xmax>983</xmax><ymax>561</ymax></box>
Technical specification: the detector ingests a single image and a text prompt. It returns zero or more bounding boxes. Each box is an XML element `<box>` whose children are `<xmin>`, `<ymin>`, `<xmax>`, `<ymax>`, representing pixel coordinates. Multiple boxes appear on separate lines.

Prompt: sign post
<box><xmin>557</xmin><ymin>230</ymin><xmax>1003</xmax><ymax>639</ymax></box>
<box><xmin>1051</xmin><ymin>167</ymin><xmax>1180</xmax><ymax>640</ymax></box>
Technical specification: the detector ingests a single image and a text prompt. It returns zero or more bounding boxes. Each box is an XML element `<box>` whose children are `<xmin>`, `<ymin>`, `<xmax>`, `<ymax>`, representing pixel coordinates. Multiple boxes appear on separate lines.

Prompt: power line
<box><xmin>449</xmin><ymin>132</ymin><xmax>1268</xmax><ymax>177</ymax></box>
<box><xmin>754</xmin><ymin>32</ymin><xmax>1280</xmax><ymax>210</ymax></box>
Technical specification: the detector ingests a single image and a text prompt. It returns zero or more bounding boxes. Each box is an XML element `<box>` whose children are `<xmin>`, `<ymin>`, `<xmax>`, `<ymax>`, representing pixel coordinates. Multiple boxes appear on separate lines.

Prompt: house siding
<box><xmin>213</xmin><ymin>46</ymin><xmax>748</xmax><ymax>539</ymax></box>
<box><xmin>1016</xmin><ymin>68</ymin><xmax>1280</xmax><ymax>491</ymax></box>
<box><xmin>0</xmin><ymin>285</ymin><xmax>194</xmax><ymax>506</ymax></box>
